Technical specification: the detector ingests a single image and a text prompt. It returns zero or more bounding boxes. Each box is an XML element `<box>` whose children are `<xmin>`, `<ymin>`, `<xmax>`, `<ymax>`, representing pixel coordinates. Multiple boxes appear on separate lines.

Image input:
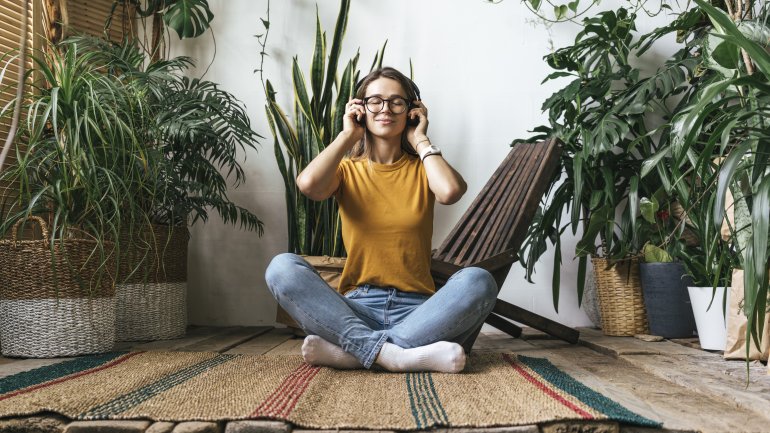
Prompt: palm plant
<box><xmin>76</xmin><ymin>35</ymin><xmax>264</xmax><ymax>233</ymax></box>
<box><xmin>262</xmin><ymin>0</ymin><xmax>390</xmax><ymax>256</ymax></box>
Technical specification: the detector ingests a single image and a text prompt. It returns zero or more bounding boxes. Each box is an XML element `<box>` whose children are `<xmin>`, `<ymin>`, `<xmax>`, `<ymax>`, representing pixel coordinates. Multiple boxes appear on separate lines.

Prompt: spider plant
<box><xmin>0</xmin><ymin>39</ymin><xmax>155</xmax><ymax>289</ymax></box>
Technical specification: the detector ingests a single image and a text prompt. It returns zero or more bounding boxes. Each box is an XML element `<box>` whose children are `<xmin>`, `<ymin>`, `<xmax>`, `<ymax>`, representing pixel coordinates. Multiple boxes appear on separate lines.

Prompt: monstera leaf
<box><xmin>163</xmin><ymin>0</ymin><xmax>214</xmax><ymax>39</ymax></box>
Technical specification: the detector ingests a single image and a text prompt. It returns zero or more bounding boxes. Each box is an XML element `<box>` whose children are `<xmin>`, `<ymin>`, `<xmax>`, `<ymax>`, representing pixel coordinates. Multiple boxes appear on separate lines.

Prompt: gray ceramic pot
<box><xmin>639</xmin><ymin>262</ymin><xmax>696</xmax><ymax>338</ymax></box>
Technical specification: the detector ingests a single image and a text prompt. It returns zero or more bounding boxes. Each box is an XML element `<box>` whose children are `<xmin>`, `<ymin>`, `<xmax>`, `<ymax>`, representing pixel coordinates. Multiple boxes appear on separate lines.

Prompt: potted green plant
<box><xmin>634</xmin><ymin>193</ymin><xmax>696</xmax><ymax>338</ymax></box>
<box><xmin>671</xmin><ymin>162</ymin><xmax>738</xmax><ymax>349</ymax></box>
<box><xmin>632</xmin><ymin>0</ymin><xmax>770</xmax><ymax>356</ymax></box>
<box><xmin>515</xmin><ymin>3</ymin><xmax>738</xmax><ymax>338</ymax></box>
<box><xmin>71</xmin><ymin>35</ymin><xmax>264</xmax><ymax>341</ymax></box>
<box><xmin>262</xmin><ymin>0</ymin><xmax>360</xmax><ymax>257</ymax></box>
<box><xmin>0</xmin><ymin>39</ymin><xmax>153</xmax><ymax>357</ymax></box>
<box><xmin>516</xmin><ymin>8</ymin><xmax>668</xmax><ymax>336</ymax></box>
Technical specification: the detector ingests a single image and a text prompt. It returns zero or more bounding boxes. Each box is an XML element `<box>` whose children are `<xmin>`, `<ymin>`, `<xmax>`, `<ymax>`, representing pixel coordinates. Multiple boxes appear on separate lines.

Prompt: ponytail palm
<box><xmin>0</xmin><ymin>41</ymin><xmax>155</xmax><ymax>286</ymax></box>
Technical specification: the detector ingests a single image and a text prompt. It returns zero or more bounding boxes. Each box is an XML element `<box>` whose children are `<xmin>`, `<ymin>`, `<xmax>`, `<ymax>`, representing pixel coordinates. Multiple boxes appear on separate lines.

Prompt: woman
<box><xmin>265</xmin><ymin>67</ymin><xmax>497</xmax><ymax>373</ymax></box>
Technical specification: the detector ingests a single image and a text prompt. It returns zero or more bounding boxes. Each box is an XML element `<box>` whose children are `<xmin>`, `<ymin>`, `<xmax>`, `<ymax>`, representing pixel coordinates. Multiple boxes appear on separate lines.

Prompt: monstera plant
<box><xmin>108</xmin><ymin>0</ymin><xmax>214</xmax><ymax>60</ymax></box>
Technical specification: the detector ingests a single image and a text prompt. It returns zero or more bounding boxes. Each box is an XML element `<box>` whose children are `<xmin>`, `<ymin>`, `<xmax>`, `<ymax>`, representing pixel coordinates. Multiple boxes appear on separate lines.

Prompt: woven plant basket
<box><xmin>0</xmin><ymin>216</ymin><xmax>117</xmax><ymax>358</ymax></box>
<box><xmin>592</xmin><ymin>256</ymin><xmax>649</xmax><ymax>336</ymax></box>
<box><xmin>115</xmin><ymin>225</ymin><xmax>189</xmax><ymax>341</ymax></box>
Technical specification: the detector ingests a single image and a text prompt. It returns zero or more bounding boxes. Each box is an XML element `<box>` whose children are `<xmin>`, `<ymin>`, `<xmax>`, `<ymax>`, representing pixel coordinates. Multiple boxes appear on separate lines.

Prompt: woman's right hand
<box><xmin>341</xmin><ymin>98</ymin><xmax>366</xmax><ymax>142</ymax></box>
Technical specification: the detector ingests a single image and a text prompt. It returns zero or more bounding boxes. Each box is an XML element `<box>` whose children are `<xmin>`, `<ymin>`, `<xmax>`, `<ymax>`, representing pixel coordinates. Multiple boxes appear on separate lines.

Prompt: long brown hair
<box><xmin>349</xmin><ymin>67</ymin><xmax>419</xmax><ymax>161</ymax></box>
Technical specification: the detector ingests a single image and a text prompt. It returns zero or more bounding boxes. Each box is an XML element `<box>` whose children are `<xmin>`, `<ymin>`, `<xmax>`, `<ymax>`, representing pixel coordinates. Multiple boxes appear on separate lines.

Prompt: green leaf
<box><xmin>310</xmin><ymin>9</ymin><xmax>326</xmax><ymax>115</ymax></box>
<box><xmin>568</xmin><ymin>0</ymin><xmax>579</xmax><ymax>12</ymax></box>
<box><xmin>163</xmin><ymin>0</ymin><xmax>214</xmax><ymax>39</ymax></box>
<box><xmin>588</xmin><ymin>112</ymin><xmax>630</xmax><ymax>155</ymax></box>
<box><xmin>641</xmin><ymin>147</ymin><xmax>670</xmax><ymax>179</ymax></box>
<box><xmin>640</xmin><ymin>197</ymin><xmax>658</xmax><ymax>224</ymax></box>
<box><xmin>714</xmin><ymin>140</ymin><xmax>752</xmax><ymax>229</ymax></box>
<box><xmin>552</xmin><ymin>236</ymin><xmax>562</xmax><ymax>312</ymax></box>
<box><xmin>712</xmin><ymin>40</ymin><xmax>741</xmax><ymax>70</ymax></box>
<box><xmin>643</xmin><ymin>243</ymin><xmax>673</xmax><ymax>263</ymax></box>
<box><xmin>554</xmin><ymin>5</ymin><xmax>568</xmax><ymax>20</ymax></box>
<box><xmin>571</xmin><ymin>153</ymin><xmax>583</xmax><ymax>234</ymax></box>
<box><xmin>576</xmin><ymin>205</ymin><xmax>611</xmax><ymax>257</ymax></box>
<box><xmin>601</xmin><ymin>9</ymin><xmax>617</xmax><ymax>29</ymax></box>
<box><xmin>292</xmin><ymin>58</ymin><xmax>315</xmax><ymax>124</ymax></box>
<box><xmin>530</xmin><ymin>0</ymin><xmax>541</xmax><ymax>10</ymax></box>
<box><xmin>375</xmin><ymin>40</ymin><xmax>388</xmax><ymax>71</ymax></box>
<box><xmin>541</xmin><ymin>71</ymin><xmax>574</xmax><ymax>84</ymax></box>
<box><xmin>750</xmin><ymin>176</ymin><xmax>770</xmax><ymax>296</ymax></box>
<box><xmin>696</xmin><ymin>0</ymin><xmax>770</xmax><ymax>79</ymax></box>
<box><xmin>332</xmin><ymin>60</ymin><xmax>355</xmax><ymax>139</ymax></box>
<box><xmin>672</xmin><ymin>79</ymin><xmax>732</xmax><ymax>157</ymax></box>
<box><xmin>577</xmin><ymin>255</ymin><xmax>587</xmax><ymax>306</ymax></box>
<box><xmin>320</xmin><ymin>0</ymin><xmax>350</xmax><ymax>113</ymax></box>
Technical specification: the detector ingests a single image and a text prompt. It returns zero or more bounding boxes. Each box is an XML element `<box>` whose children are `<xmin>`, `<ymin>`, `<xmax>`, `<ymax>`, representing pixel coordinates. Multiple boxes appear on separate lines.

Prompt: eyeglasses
<box><xmin>363</xmin><ymin>96</ymin><xmax>409</xmax><ymax>114</ymax></box>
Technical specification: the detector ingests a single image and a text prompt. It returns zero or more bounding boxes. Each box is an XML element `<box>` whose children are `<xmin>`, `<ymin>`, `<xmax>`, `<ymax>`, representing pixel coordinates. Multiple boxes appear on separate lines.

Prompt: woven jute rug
<box><xmin>0</xmin><ymin>351</ymin><xmax>660</xmax><ymax>429</ymax></box>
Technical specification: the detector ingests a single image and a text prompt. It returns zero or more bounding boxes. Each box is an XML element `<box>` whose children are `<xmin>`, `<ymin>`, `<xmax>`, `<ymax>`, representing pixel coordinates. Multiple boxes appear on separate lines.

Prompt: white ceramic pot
<box><xmin>687</xmin><ymin>286</ymin><xmax>730</xmax><ymax>351</ymax></box>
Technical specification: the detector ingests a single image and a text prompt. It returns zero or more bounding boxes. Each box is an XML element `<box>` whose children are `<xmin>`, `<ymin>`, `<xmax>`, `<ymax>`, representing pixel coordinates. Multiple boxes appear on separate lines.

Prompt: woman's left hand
<box><xmin>406</xmin><ymin>100</ymin><xmax>429</xmax><ymax>151</ymax></box>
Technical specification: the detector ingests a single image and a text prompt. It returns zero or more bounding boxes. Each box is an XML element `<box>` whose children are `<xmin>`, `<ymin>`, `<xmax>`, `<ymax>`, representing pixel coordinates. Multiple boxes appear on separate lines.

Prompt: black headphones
<box><xmin>354</xmin><ymin>73</ymin><xmax>421</xmax><ymax>126</ymax></box>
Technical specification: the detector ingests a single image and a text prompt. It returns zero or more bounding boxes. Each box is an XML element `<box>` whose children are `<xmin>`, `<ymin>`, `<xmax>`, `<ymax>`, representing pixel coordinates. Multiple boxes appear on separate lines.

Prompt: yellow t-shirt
<box><xmin>335</xmin><ymin>153</ymin><xmax>435</xmax><ymax>295</ymax></box>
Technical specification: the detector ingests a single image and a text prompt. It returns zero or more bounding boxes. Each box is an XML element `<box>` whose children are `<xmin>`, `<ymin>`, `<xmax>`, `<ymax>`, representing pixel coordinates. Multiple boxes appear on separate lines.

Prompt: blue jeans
<box><xmin>264</xmin><ymin>253</ymin><xmax>498</xmax><ymax>368</ymax></box>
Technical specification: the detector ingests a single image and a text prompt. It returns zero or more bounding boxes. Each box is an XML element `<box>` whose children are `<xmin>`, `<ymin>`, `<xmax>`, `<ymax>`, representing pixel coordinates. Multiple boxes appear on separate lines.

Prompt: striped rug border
<box><xmin>406</xmin><ymin>372</ymin><xmax>449</xmax><ymax>429</ymax></box>
<box><xmin>515</xmin><ymin>355</ymin><xmax>661</xmax><ymax>427</ymax></box>
<box><xmin>0</xmin><ymin>352</ymin><xmax>141</xmax><ymax>401</ymax></box>
<box><xmin>78</xmin><ymin>353</ymin><xmax>238</xmax><ymax>420</ymax></box>
<box><xmin>0</xmin><ymin>351</ymin><xmax>661</xmax><ymax>428</ymax></box>
<box><xmin>251</xmin><ymin>362</ymin><xmax>321</xmax><ymax>419</ymax></box>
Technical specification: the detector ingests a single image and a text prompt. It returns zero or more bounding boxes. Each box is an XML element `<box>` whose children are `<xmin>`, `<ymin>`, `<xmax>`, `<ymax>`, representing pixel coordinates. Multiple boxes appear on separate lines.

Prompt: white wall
<box><xmin>171</xmin><ymin>0</ymin><xmax>680</xmax><ymax>327</ymax></box>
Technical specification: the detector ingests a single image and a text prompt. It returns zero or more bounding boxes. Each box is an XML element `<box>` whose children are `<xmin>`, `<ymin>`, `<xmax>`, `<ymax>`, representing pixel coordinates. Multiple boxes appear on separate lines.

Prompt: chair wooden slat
<box><xmin>431</xmin><ymin>138</ymin><xmax>578</xmax><ymax>345</ymax></box>
<box><xmin>449</xmin><ymin>147</ymin><xmax>522</xmax><ymax>265</ymax></box>
<box><xmin>435</xmin><ymin>148</ymin><xmax>518</xmax><ymax>264</ymax></box>
<box><xmin>497</xmin><ymin>139</ymin><xmax>560</xmax><ymax>257</ymax></box>
<box><xmin>484</xmin><ymin>143</ymin><xmax>550</xmax><ymax>259</ymax></box>
<box><xmin>467</xmin><ymin>144</ymin><xmax>538</xmax><ymax>264</ymax></box>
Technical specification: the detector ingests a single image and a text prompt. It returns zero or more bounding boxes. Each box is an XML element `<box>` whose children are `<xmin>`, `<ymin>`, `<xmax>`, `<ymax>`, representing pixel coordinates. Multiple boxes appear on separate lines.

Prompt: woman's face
<box><xmin>362</xmin><ymin>77</ymin><xmax>409</xmax><ymax>140</ymax></box>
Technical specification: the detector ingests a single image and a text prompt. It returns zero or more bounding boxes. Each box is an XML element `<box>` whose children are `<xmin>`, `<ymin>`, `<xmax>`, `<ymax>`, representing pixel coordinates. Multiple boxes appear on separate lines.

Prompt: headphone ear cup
<box><xmin>408</xmin><ymin>79</ymin><xmax>421</xmax><ymax>126</ymax></box>
<box><xmin>407</xmin><ymin>101</ymin><xmax>420</xmax><ymax>127</ymax></box>
<box><xmin>409</xmin><ymin>79</ymin><xmax>421</xmax><ymax>101</ymax></box>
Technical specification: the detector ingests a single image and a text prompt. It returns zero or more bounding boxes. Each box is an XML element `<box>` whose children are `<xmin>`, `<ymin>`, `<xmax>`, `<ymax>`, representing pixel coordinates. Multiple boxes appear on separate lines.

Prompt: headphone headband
<box><xmin>354</xmin><ymin>73</ymin><xmax>421</xmax><ymax>101</ymax></box>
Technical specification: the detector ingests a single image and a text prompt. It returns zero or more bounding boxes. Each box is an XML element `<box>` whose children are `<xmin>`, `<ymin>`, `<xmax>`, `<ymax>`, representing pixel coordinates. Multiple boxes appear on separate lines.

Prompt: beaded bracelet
<box><xmin>415</xmin><ymin>138</ymin><xmax>431</xmax><ymax>149</ymax></box>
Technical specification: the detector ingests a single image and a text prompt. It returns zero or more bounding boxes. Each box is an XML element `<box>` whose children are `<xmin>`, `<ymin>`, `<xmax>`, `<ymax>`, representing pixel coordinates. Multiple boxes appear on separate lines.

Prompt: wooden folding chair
<box><xmin>430</xmin><ymin>138</ymin><xmax>580</xmax><ymax>352</ymax></box>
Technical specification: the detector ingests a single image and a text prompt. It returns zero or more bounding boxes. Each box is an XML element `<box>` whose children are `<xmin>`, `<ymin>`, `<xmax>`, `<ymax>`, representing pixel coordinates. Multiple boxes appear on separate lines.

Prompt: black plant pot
<box><xmin>639</xmin><ymin>262</ymin><xmax>696</xmax><ymax>338</ymax></box>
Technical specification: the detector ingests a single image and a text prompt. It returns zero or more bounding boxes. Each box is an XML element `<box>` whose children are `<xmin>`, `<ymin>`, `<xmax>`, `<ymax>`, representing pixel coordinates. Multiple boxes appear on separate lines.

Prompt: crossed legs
<box><xmin>265</xmin><ymin>253</ymin><xmax>498</xmax><ymax>373</ymax></box>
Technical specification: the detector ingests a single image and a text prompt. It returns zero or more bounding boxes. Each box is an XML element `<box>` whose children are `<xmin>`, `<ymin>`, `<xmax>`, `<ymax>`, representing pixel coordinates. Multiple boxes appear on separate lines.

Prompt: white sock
<box><xmin>301</xmin><ymin>335</ymin><xmax>363</xmax><ymax>369</ymax></box>
<box><xmin>375</xmin><ymin>341</ymin><xmax>466</xmax><ymax>373</ymax></box>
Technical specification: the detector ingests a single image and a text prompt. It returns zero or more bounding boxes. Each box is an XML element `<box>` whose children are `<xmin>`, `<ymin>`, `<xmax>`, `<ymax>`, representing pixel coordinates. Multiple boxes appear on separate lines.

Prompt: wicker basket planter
<box><xmin>0</xmin><ymin>217</ymin><xmax>117</xmax><ymax>358</ymax></box>
<box><xmin>592</xmin><ymin>256</ymin><xmax>649</xmax><ymax>336</ymax></box>
<box><xmin>115</xmin><ymin>224</ymin><xmax>189</xmax><ymax>341</ymax></box>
